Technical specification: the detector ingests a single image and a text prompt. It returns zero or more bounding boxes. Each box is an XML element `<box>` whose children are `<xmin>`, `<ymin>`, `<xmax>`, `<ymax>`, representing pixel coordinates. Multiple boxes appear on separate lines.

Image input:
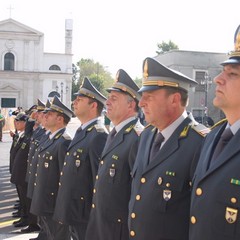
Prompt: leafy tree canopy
<box><xmin>156</xmin><ymin>40</ymin><xmax>179</xmax><ymax>55</ymax></box>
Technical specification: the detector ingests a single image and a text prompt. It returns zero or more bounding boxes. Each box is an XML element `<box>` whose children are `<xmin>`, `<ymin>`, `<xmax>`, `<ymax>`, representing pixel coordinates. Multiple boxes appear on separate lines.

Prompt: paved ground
<box><xmin>0</xmin><ymin>118</ymin><xmax>80</xmax><ymax>240</ymax></box>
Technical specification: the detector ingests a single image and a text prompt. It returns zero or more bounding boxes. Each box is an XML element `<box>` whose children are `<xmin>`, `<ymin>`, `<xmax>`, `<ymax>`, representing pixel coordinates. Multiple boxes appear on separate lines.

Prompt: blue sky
<box><xmin>0</xmin><ymin>0</ymin><xmax>239</xmax><ymax>78</ymax></box>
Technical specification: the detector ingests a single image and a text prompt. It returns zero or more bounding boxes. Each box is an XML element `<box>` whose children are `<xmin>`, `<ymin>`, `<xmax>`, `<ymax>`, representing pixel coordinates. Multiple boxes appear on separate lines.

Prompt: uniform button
<box><xmin>60</xmin><ymin>172</ymin><xmax>63</xmax><ymax>176</ymax></box>
<box><xmin>136</xmin><ymin>195</ymin><xmax>141</xmax><ymax>200</ymax></box>
<box><xmin>51</xmin><ymin>193</ymin><xmax>54</xmax><ymax>196</ymax></box>
<box><xmin>92</xmin><ymin>203</ymin><xmax>95</xmax><ymax>208</ymax></box>
<box><xmin>59</xmin><ymin>182</ymin><xmax>61</xmax><ymax>186</ymax></box>
<box><xmin>141</xmin><ymin>178</ymin><xmax>146</xmax><ymax>183</ymax></box>
<box><xmin>80</xmin><ymin>197</ymin><xmax>84</xmax><ymax>200</ymax></box>
<box><xmin>37</xmin><ymin>164</ymin><xmax>39</xmax><ymax>167</ymax></box>
<box><xmin>67</xmin><ymin>152</ymin><xmax>70</xmax><ymax>155</ymax></box>
<box><xmin>29</xmin><ymin>171</ymin><xmax>31</xmax><ymax>174</ymax></box>
<box><xmin>191</xmin><ymin>216</ymin><xmax>197</xmax><ymax>224</ymax></box>
<box><xmin>34</xmin><ymin>183</ymin><xmax>36</xmax><ymax>186</ymax></box>
<box><xmin>130</xmin><ymin>230</ymin><xmax>135</xmax><ymax>237</ymax></box>
<box><xmin>131</xmin><ymin>213</ymin><xmax>136</xmax><ymax>219</ymax></box>
<box><xmin>231</xmin><ymin>197</ymin><xmax>237</xmax><ymax>204</ymax></box>
<box><xmin>196</xmin><ymin>188</ymin><xmax>202</xmax><ymax>196</ymax></box>
<box><xmin>100</xmin><ymin>160</ymin><xmax>104</xmax><ymax>165</ymax></box>
<box><xmin>117</xmin><ymin>219</ymin><xmax>121</xmax><ymax>222</ymax></box>
<box><xmin>35</xmin><ymin>173</ymin><xmax>37</xmax><ymax>176</ymax></box>
<box><xmin>96</xmin><ymin>175</ymin><xmax>99</xmax><ymax>180</ymax></box>
<box><xmin>166</xmin><ymin>183</ymin><xmax>170</xmax><ymax>187</ymax></box>
<box><xmin>30</xmin><ymin>163</ymin><xmax>32</xmax><ymax>166</ymax></box>
<box><xmin>64</xmin><ymin>162</ymin><xmax>67</xmax><ymax>166</ymax></box>
<box><xmin>189</xmin><ymin>181</ymin><xmax>192</xmax><ymax>186</ymax></box>
<box><xmin>93</xmin><ymin>188</ymin><xmax>96</xmax><ymax>193</ymax></box>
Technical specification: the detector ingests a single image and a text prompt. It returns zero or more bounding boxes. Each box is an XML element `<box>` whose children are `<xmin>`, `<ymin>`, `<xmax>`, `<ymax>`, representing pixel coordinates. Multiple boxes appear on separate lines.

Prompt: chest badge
<box><xmin>75</xmin><ymin>160</ymin><xmax>81</xmax><ymax>167</ymax></box>
<box><xmin>225</xmin><ymin>207</ymin><xmax>238</xmax><ymax>223</ymax></box>
<box><xmin>109</xmin><ymin>168</ymin><xmax>115</xmax><ymax>177</ymax></box>
<box><xmin>163</xmin><ymin>189</ymin><xmax>171</xmax><ymax>201</ymax></box>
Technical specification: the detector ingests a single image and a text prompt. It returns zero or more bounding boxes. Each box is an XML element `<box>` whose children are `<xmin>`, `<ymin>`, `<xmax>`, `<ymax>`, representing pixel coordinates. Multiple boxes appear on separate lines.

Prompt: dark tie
<box><xmin>211</xmin><ymin>127</ymin><xmax>233</xmax><ymax>163</ymax></box>
<box><xmin>105</xmin><ymin>128</ymin><xmax>116</xmax><ymax>150</ymax></box>
<box><xmin>149</xmin><ymin>132</ymin><xmax>165</xmax><ymax>163</ymax></box>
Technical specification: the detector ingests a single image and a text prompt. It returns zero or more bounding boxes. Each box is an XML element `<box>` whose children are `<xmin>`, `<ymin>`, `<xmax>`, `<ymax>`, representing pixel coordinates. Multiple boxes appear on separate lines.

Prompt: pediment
<box><xmin>0</xmin><ymin>18</ymin><xmax>43</xmax><ymax>36</ymax></box>
<box><xmin>0</xmin><ymin>83</ymin><xmax>19</xmax><ymax>91</ymax></box>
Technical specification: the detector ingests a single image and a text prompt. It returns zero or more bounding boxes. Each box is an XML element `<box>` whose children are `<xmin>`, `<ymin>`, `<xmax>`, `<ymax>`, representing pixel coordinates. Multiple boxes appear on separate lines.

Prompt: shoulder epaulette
<box><xmin>210</xmin><ymin>118</ymin><xmax>227</xmax><ymax>130</ymax></box>
<box><xmin>94</xmin><ymin>124</ymin><xmax>108</xmax><ymax>133</ymax></box>
<box><xmin>62</xmin><ymin>132</ymin><xmax>72</xmax><ymax>140</ymax></box>
<box><xmin>191</xmin><ymin>125</ymin><xmax>208</xmax><ymax>137</ymax></box>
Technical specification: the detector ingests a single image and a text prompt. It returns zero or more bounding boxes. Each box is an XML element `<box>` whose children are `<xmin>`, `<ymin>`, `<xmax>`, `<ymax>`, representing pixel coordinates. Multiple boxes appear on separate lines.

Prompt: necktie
<box><xmin>211</xmin><ymin>128</ymin><xmax>233</xmax><ymax>162</ymax></box>
<box><xmin>105</xmin><ymin>128</ymin><xmax>116</xmax><ymax>149</ymax></box>
<box><xmin>149</xmin><ymin>132</ymin><xmax>165</xmax><ymax>163</ymax></box>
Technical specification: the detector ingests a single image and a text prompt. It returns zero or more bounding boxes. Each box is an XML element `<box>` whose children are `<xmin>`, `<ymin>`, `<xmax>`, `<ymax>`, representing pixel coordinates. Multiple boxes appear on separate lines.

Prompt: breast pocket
<box><xmin>153</xmin><ymin>175</ymin><xmax>185</xmax><ymax>212</ymax></box>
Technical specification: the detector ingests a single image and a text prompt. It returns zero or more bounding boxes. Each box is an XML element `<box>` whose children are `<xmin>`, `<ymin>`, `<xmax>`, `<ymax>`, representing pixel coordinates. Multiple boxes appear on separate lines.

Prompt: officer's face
<box><xmin>45</xmin><ymin>111</ymin><xmax>62</xmax><ymax>131</ymax></box>
<box><xmin>73</xmin><ymin>96</ymin><xmax>95</xmax><ymax>120</ymax></box>
<box><xmin>139</xmin><ymin>88</ymin><xmax>176</xmax><ymax>130</ymax></box>
<box><xmin>106</xmin><ymin>91</ymin><xmax>135</xmax><ymax>125</ymax></box>
<box><xmin>214</xmin><ymin>64</ymin><xmax>240</xmax><ymax>121</ymax></box>
<box><xmin>14</xmin><ymin>120</ymin><xmax>26</xmax><ymax>131</ymax></box>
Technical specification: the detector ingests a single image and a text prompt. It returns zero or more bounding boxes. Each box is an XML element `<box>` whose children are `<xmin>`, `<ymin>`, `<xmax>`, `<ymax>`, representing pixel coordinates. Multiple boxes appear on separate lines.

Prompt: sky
<box><xmin>0</xmin><ymin>0</ymin><xmax>239</xmax><ymax>78</ymax></box>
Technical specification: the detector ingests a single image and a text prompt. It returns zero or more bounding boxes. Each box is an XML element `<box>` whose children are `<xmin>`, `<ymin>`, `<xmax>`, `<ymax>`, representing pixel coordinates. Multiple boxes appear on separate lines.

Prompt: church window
<box><xmin>4</xmin><ymin>52</ymin><xmax>15</xmax><ymax>71</ymax></box>
<box><xmin>49</xmin><ymin>65</ymin><xmax>61</xmax><ymax>71</ymax></box>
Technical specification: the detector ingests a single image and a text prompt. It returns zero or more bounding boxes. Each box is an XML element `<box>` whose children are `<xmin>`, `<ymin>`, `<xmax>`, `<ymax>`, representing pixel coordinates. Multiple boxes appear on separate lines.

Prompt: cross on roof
<box><xmin>7</xmin><ymin>5</ymin><xmax>14</xmax><ymax>18</ymax></box>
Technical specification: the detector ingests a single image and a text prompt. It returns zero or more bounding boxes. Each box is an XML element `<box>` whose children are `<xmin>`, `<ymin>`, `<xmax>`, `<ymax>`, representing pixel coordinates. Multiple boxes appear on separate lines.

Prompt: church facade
<box><xmin>0</xmin><ymin>18</ymin><xmax>73</xmax><ymax>112</ymax></box>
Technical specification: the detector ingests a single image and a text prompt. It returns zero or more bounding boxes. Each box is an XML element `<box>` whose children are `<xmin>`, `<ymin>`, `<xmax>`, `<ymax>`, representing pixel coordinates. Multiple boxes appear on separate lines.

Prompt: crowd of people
<box><xmin>8</xmin><ymin>24</ymin><xmax>240</xmax><ymax>240</ymax></box>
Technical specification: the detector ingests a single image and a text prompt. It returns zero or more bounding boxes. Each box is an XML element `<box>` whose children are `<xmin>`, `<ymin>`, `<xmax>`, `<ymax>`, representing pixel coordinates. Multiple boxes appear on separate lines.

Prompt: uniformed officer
<box><xmin>189</xmin><ymin>25</ymin><xmax>240</xmax><ymax>240</ymax></box>
<box><xmin>53</xmin><ymin>77</ymin><xmax>108</xmax><ymax>240</ymax></box>
<box><xmin>19</xmin><ymin>100</ymin><xmax>47</xmax><ymax>233</ymax></box>
<box><xmin>30</xmin><ymin>96</ymin><xmax>73</xmax><ymax>240</ymax></box>
<box><xmin>10</xmin><ymin>112</ymin><xmax>31</xmax><ymax>227</ymax></box>
<box><xmin>128</xmin><ymin>57</ymin><xmax>206</xmax><ymax>240</ymax></box>
<box><xmin>85</xmin><ymin>69</ymin><xmax>144</xmax><ymax>240</ymax></box>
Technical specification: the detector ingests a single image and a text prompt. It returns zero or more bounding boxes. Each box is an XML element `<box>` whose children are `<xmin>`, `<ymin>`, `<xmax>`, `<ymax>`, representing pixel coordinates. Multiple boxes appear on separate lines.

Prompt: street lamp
<box><xmin>56</xmin><ymin>82</ymin><xmax>69</xmax><ymax>102</ymax></box>
<box><xmin>200</xmin><ymin>72</ymin><xmax>212</xmax><ymax>126</ymax></box>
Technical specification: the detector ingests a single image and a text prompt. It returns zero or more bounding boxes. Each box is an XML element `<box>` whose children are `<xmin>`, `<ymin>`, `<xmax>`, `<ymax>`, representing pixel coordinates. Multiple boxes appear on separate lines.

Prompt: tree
<box><xmin>156</xmin><ymin>40</ymin><xmax>179</xmax><ymax>55</ymax></box>
<box><xmin>71</xmin><ymin>59</ymin><xmax>113</xmax><ymax>100</ymax></box>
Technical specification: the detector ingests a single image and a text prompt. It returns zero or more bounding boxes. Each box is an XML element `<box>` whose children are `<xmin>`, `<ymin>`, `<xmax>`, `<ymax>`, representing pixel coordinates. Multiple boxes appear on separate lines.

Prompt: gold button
<box><xmin>231</xmin><ymin>197</ymin><xmax>237</xmax><ymax>204</ymax></box>
<box><xmin>141</xmin><ymin>178</ymin><xmax>146</xmax><ymax>183</ymax></box>
<box><xmin>100</xmin><ymin>160</ymin><xmax>104</xmax><ymax>165</ymax></box>
<box><xmin>51</xmin><ymin>193</ymin><xmax>54</xmax><ymax>196</ymax></box>
<box><xmin>136</xmin><ymin>195</ymin><xmax>141</xmax><ymax>200</ymax></box>
<box><xmin>92</xmin><ymin>203</ymin><xmax>95</xmax><ymax>208</ymax></box>
<box><xmin>37</xmin><ymin>164</ymin><xmax>39</xmax><ymax>167</ymax></box>
<box><xmin>196</xmin><ymin>188</ymin><xmax>202</xmax><ymax>196</ymax></box>
<box><xmin>189</xmin><ymin>181</ymin><xmax>192</xmax><ymax>186</ymax></box>
<box><xmin>93</xmin><ymin>189</ymin><xmax>96</xmax><ymax>193</ymax></box>
<box><xmin>64</xmin><ymin>162</ymin><xmax>67</xmax><ymax>166</ymax></box>
<box><xmin>96</xmin><ymin>175</ymin><xmax>99</xmax><ymax>180</ymax></box>
<box><xmin>130</xmin><ymin>230</ymin><xmax>135</xmax><ymax>237</ymax></box>
<box><xmin>112</xmin><ymin>164</ymin><xmax>115</xmax><ymax>167</ymax></box>
<box><xmin>80</xmin><ymin>197</ymin><xmax>84</xmax><ymax>200</ymax></box>
<box><xmin>131</xmin><ymin>213</ymin><xmax>136</xmax><ymax>219</ymax></box>
<box><xmin>67</xmin><ymin>152</ymin><xmax>69</xmax><ymax>155</ymax></box>
<box><xmin>117</xmin><ymin>219</ymin><xmax>121</xmax><ymax>222</ymax></box>
<box><xmin>34</xmin><ymin>183</ymin><xmax>36</xmax><ymax>186</ymax></box>
<box><xmin>59</xmin><ymin>182</ymin><xmax>61</xmax><ymax>186</ymax></box>
<box><xmin>166</xmin><ymin>183</ymin><xmax>170</xmax><ymax>187</ymax></box>
<box><xmin>191</xmin><ymin>216</ymin><xmax>197</xmax><ymax>224</ymax></box>
<box><xmin>60</xmin><ymin>172</ymin><xmax>63</xmax><ymax>176</ymax></box>
<box><xmin>35</xmin><ymin>173</ymin><xmax>37</xmax><ymax>176</ymax></box>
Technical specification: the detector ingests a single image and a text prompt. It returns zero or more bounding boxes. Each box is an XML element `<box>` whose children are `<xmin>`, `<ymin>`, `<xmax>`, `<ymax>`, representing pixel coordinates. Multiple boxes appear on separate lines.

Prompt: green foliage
<box><xmin>71</xmin><ymin>59</ymin><xmax>113</xmax><ymax>100</ymax></box>
<box><xmin>156</xmin><ymin>40</ymin><xmax>179</xmax><ymax>55</ymax></box>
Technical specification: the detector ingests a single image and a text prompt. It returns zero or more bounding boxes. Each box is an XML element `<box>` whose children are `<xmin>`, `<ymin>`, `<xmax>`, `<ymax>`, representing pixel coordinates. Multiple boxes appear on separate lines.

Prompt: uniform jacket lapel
<box><xmin>143</xmin><ymin>117</ymin><xmax>191</xmax><ymax>174</ymax></box>
<box><xmin>39</xmin><ymin>128</ymin><xmax>65</xmax><ymax>153</ymax></box>
<box><xmin>101</xmin><ymin>119</ymin><xmax>137</xmax><ymax>157</ymax></box>
<box><xmin>202</xmin><ymin>126</ymin><xmax>240</xmax><ymax>179</ymax></box>
<box><xmin>68</xmin><ymin>121</ymin><xmax>96</xmax><ymax>149</ymax></box>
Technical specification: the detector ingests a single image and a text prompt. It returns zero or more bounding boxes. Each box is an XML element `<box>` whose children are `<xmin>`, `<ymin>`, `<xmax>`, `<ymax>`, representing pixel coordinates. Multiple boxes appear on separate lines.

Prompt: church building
<box><xmin>0</xmin><ymin>18</ymin><xmax>73</xmax><ymax>112</ymax></box>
